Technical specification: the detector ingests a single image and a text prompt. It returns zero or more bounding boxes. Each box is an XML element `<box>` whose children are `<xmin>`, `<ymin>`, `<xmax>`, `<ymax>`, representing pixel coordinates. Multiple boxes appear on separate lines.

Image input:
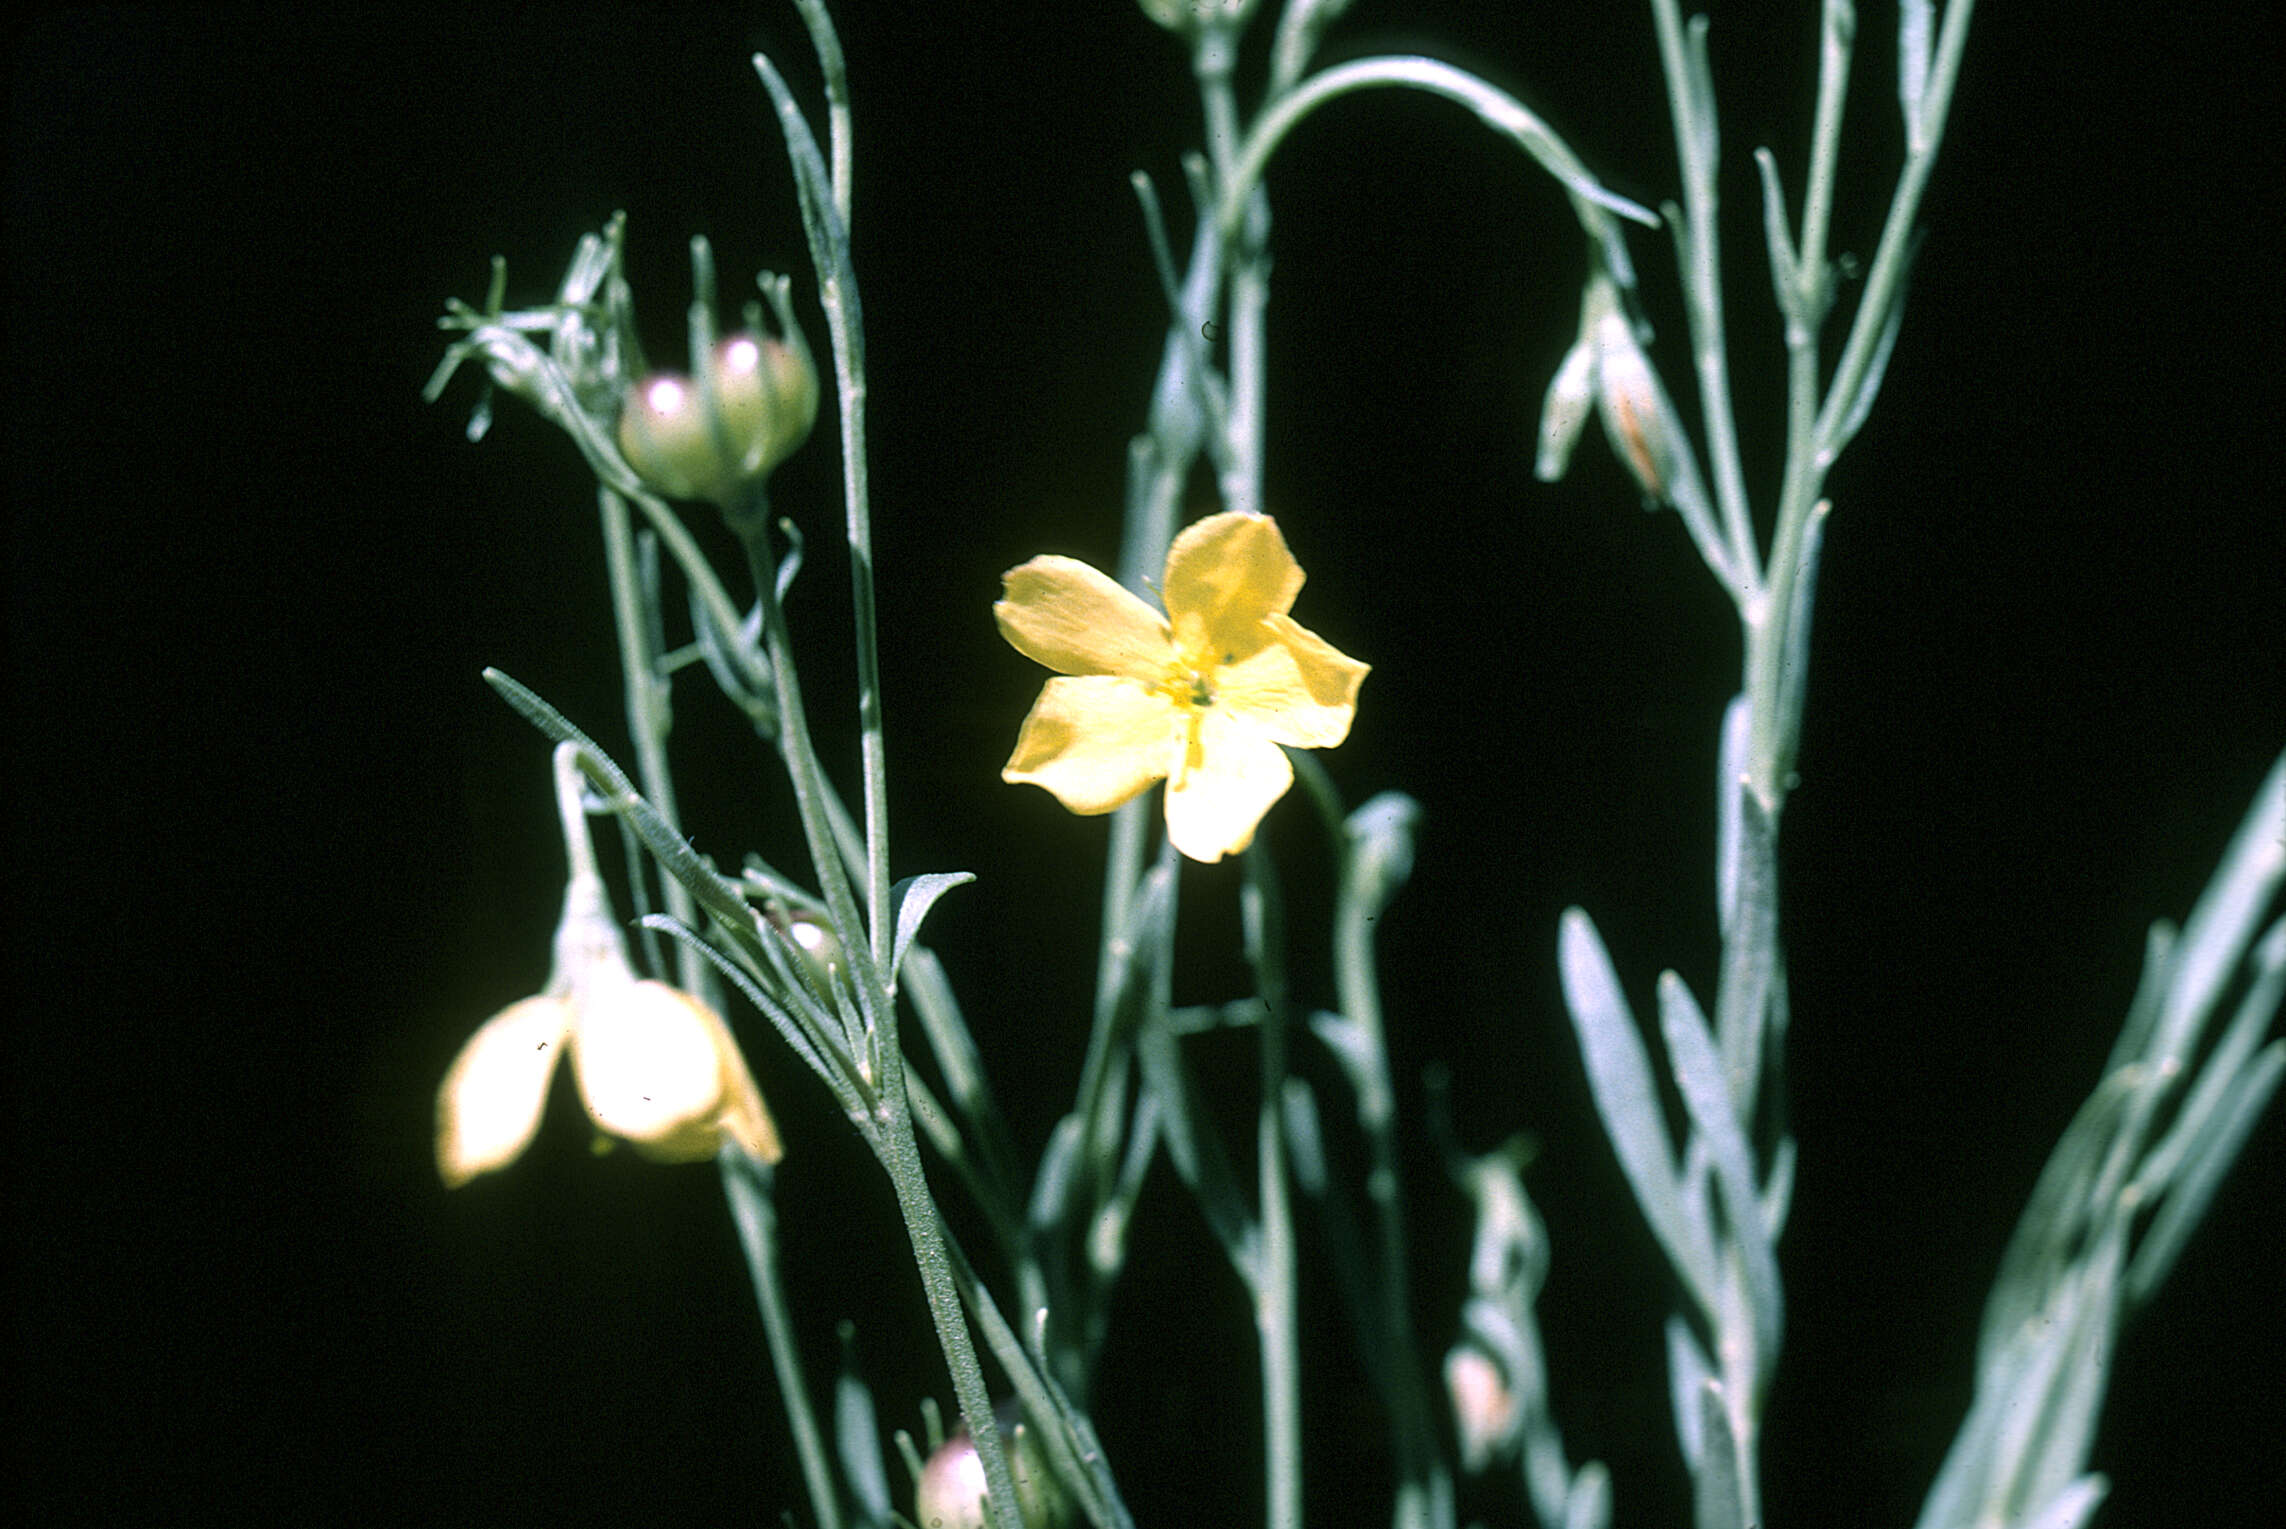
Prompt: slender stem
<box><xmin>823</xmin><ymin>283</ymin><xmax>891</xmax><ymax>982</ymax></box>
<box><xmin>1795</xmin><ymin>2</ymin><xmax>1855</xmax><ymax>309</ymax></box>
<box><xmin>1197</xmin><ymin>26</ymin><xmax>1267</xmax><ymax>521</ymax></box>
<box><xmin>727</xmin><ymin>495</ymin><xmax>1017</xmax><ymax>1528</ymax></box>
<box><xmin>722</xmin><ymin>1151</ymin><xmax>846</xmax><ymax>1529</ymax></box>
<box><xmin>551</xmin><ymin>742</ymin><xmax>604</xmax><ymax>888</ymax></box>
<box><xmin>1241</xmin><ymin>847</ymin><xmax>1301</xmax><ymax>1529</ymax></box>
<box><xmin>730</xmin><ymin>502</ymin><xmax>881</xmax><ymax>1005</ymax></box>
<box><xmin>1752</xmin><ymin>0</ymin><xmax>1980</xmax><ymax>810</ymax></box>
<box><xmin>597</xmin><ymin>488</ymin><xmax>705</xmax><ymax>995</ymax></box>
<box><xmin>1214</xmin><ymin>56</ymin><xmax>1657</xmax><ymax>253</ymax></box>
<box><xmin>764</xmin><ymin>3</ymin><xmax>890</xmax><ymax>977</ymax></box>
<box><xmin>1333</xmin><ymin>833</ymin><xmax>1450</xmax><ymax>1529</ymax></box>
<box><xmin>614</xmin><ymin>486</ymin><xmax>768</xmax><ymax>698</ymax></box>
<box><xmin>1258</xmin><ymin>1014</ymin><xmax>1301</xmax><ymax>1529</ymax></box>
<box><xmin>877</xmin><ymin>1102</ymin><xmax>1027</xmax><ymax>1529</ymax></box>
<box><xmin>789</xmin><ymin>0</ymin><xmax>853</xmax><ymax>228</ymax></box>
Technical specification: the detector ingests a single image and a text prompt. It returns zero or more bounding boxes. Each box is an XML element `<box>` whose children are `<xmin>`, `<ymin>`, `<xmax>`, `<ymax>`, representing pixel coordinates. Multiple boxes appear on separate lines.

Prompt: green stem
<box><xmin>1241</xmin><ymin>847</ymin><xmax>1301</xmax><ymax>1529</ymax></box>
<box><xmin>597</xmin><ymin>487</ymin><xmax>705</xmax><ymax>994</ymax></box>
<box><xmin>1649</xmin><ymin>0</ymin><xmax>1764</xmax><ymax>599</ymax></box>
<box><xmin>1214</xmin><ymin>56</ymin><xmax>1656</xmax><ymax>258</ymax></box>
<box><xmin>1332</xmin><ymin>827</ymin><xmax>1449</xmax><ymax>1529</ymax></box>
<box><xmin>722</xmin><ymin>1151</ymin><xmax>846</xmax><ymax>1529</ymax></box>
<box><xmin>728</xmin><ymin>499</ymin><xmax>883</xmax><ymax>1013</ymax></box>
<box><xmin>1752</xmin><ymin>0</ymin><xmax>1979</xmax><ymax>811</ymax></box>
<box><xmin>729</xmin><ymin>494</ymin><xmax>1017</xmax><ymax>1529</ymax></box>
<box><xmin>877</xmin><ymin>1101</ymin><xmax>1026</xmax><ymax>1529</ymax></box>
<box><xmin>1258</xmin><ymin>1021</ymin><xmax>1301</xmax><ymax>1529</ymax></box>
<box><xmin>1197</xmin><ymin>25</ymin><xmax>1268</xmax><ymax>522</ymax></box>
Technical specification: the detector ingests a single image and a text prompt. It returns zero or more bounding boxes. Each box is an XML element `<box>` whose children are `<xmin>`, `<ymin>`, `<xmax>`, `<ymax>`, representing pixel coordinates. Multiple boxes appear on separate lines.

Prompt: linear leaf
<box><xmin>2155</xmin><ymin>749</ymin><xmax>2286</xmax><ymax>1064</ymax></box>
<box><xmin>2020</xmin><ymin>1475</ymin><xmax>2109</xmax><ymax>1529</ymax></box>
<box><xmin>1563</xmin><ymin>1462</ymin><xmax>1612</xmax><ymax>1529</ymax></box>
<box><xmin>2125</xmin><ymin>1039</ymin><xmax>2285</xmax><ymax>1303</ymax></box>
<box><xmin>1662</xmin><ymin>972</ymin><xmax>1784</xmax><ymax>1372</ymax></box>
<box><xmin>1690</xmin><ymin>1380</ymin><xmax>1744</xmax><ymax>1529</ymax></box>
<box><xmin>1666</xmin><ymin>1315</ymin><xmax>1716</xmax><ymax>1472</ymax></box>
<box><xmin>1558</xmin><ymin>909</ymin><xmax>1717</xmax><ymax>1307</ymax></box>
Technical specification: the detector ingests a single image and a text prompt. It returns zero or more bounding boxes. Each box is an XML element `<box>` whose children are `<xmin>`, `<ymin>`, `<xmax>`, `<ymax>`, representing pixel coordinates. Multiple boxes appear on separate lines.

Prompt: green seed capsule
<box><xmin>616</xmin><ymin>332</ymin><xmax>818</xmax><ymax>507</ymax></box>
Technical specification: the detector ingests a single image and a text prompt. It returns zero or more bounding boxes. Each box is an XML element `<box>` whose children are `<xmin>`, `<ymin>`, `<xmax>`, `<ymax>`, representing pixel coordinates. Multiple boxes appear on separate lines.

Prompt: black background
<box><xmin>8</xmin><ymin>3</ymin><xmax>2280</xmax><ymax>1525</ymax></box>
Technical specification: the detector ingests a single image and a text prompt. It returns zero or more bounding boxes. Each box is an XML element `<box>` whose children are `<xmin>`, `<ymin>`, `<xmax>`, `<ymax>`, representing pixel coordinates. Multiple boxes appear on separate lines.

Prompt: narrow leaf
<box><xmin>1138</xmin><ymin>1011</ymin><xmax>1260</xmax><ymax>1284</ymax></box>
<box><xmin>835</xmin><ymin>1329</ymin><xmax>893</xmax><ymax>1523</ymax></box>
<box><xmin>2125</xmin><ymin>1038</ymin><xmax>2285</xmax><ymax>1303</ymax></box>
<box><xmin>1691</xmin><ymin>1380</ymin><xmax>1744</xmax><ymax>1529</ymax></box>
<box><xmin>1666</xmin><ymin>1315</ymin><xmax>1716</xmax><ymax>1471</ymax></box>
<box><xmin>1825</xmin><ymin>236</ymin><xmax>1918</xmax><ymax>461</ymax></box>
<box><xmin>1761</xmin><ymin>1133</ymin><xmax>1798</xmax><ymax>1239</ymax></box>
<box><xmin>1661</xmin><ymin>971</ymin><xmax>1784</xmax><ymax>1370</ymax></box>
<box><xmin>2156</xmin><ymin>748</ymin><xmax>2286</xmax><ymax>1067</ymax></box>
<box><xmin>1563</xmin><ymin>1462</ymin><xmax>1612</xmax><ymax>1529</ymax></box>
<box><xmin>1753</xmin><ymin>147</ymin><xmax>1801</xmax><ymax>314</ymax></box>
<box><xmin>2131</xmin><ymin>917</ymin><xmax>2285</xmax><ymax>1199</ymax></box>
<box><xmin>1558</xmin><ymin>910</ymin><xmax>1717</xmax><ymax>1307</ymax></box>
<box><xmin>2101</xmin><ymin>919</ymin><xmax>2178</xmax><ymax>1075</ymax></box>
<box><xmin>889</xmin><ymin>871</ymin><xmax>975</xmax><ymax>991</ymax></box>
<box><xmin>1899</xmin><ymin>0</ymin><xmax>1935</xmax><ymax>134</ymax></box>
<box><xmin>2020</xmin><ymin>1475</ymin><xmax>2109</xmax><ymax>1529</ymax></box>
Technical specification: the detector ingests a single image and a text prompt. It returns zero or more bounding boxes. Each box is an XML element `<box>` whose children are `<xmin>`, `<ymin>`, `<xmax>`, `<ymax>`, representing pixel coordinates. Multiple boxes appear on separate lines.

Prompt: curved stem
<box><xmin>1217</xmin><ymin>56</ymin><xmax>1656</xmax><ymax>268</ymax></box>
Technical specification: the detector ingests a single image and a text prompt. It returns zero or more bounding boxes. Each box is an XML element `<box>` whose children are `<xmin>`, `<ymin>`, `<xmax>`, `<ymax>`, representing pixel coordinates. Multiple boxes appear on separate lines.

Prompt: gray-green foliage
<box><xmin>425</xmin><ymin>4</ymin><xmax>2278</xmax><ymax>1528</ymax></box>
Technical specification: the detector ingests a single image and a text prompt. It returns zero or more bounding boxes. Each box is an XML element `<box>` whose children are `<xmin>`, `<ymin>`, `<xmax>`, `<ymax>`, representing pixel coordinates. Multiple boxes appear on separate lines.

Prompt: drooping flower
<box><xmin>435</xmin><ymin>877</ymin><xmax>781</xmax><ymax>1187</ymax></box>
<box><xmin>994</xmin><ymin>510</ymin><xmax>1367</xmax><ymax>863</ymax></box>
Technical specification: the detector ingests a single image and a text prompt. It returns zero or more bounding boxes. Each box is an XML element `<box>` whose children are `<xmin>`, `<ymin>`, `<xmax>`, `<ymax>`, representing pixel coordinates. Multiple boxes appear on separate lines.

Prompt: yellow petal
<box><xmin>1164</xmin><ymin>709</ymin><xmax>1295</xmax><ymax>862</ymax></box>
<box><xmin>1215</xmin><ymin>613</ymin><xmax>1369</xmax><ymax>749</ymax></box>
<box><xmin>570</xmin><ymin>979</ymin><xmax>734</xmax><ymax>1158</ymax></box>
<box><xmin>1162</xmin><ymin>512</ymin><xmax>1304</xmax><ymax>664</ymax></box>
<box><xmin>1003</xmin><ymin>675</ymin><xmax>1182</xmax><ymax>815</ymax></box>
<box><xmin>435</xmin><ymin>995</ymin><xmax>574</xmax><ymax>1188</ymax></box>
<box><xmin>703</xmin><ymin>1002</ymin><xmax>784</xmax><ymax>1166</ymax></box>
<box><xmin>995</xmin><ymin>555</ymin><xmax>1171</xmax><ymax>678</ymax></box>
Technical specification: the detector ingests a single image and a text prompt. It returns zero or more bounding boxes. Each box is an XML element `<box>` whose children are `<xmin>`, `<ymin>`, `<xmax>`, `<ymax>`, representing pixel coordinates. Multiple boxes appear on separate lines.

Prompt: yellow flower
<box><xmin>435</xmin><ymin>884</ymin><xmax>782</xmax><ymax>1187</ymax></box>
<box><xmin>995</xmin><ymin>511</ymin><xmax>1367</xmax><ymax>863</ymax></box>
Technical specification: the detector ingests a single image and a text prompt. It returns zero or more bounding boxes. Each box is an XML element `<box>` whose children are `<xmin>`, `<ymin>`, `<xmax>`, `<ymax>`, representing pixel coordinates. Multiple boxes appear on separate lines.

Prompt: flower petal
<box><xmin>1163</xmin><ymin>512</ymin><xmax>1304</xmax><ymax>663</ymax></box>
<box><xmin>1164</xmin><ymin>709</ymin><xmax>1294</xmax><ymax>862</ymax></box>
<box><xmin>1215</xmin><ymin>614</ymin><xmax>1369</xmax><ymax>748</ymax></box>
<box><xmin>570</xmin><ymin>978</ymin><xmax>735</xmax><ymax>1159</ymax></box>
<box><xmin>704</xmin><ymin>1005</ymin><xmax>784</xmax><ymax>1166</ymax></box>
<box><xmin>995</xmin><ymin>556</ymin><xmax>1171</xmax><ymax>678</ymax></box>
<box><xmin>435</xmin><ymin>995</ymin><xmax>573</xmax><ymax>1187</ymax></box>
<box><xmin>1004</xmin><ymin>675</ymin><xmax>1181</xmax><ymax>814</ymax></box>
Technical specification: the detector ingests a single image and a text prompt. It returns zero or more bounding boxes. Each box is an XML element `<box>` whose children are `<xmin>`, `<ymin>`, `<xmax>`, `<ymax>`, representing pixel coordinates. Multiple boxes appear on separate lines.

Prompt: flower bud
<box><xmin>783</xmin><ymin>913</ymin><xmax>844</xmax><ymax>986</ymax></box>
<box><xmin>617</xmin><ymin>332</ymin><xmax>818</xmax><ymax>507</ymax></box>
<box><xmin>1533</xmin><ymin>332</ymin><xmax>1597</xmax><ymax>483</ymax></box>
<box><xmin>1445</xmin><ymin>1340</ymin><xmax>1522</xmax><ymax>1472</ymax></box>
<box><xmin>914</xmin><ymin>1404</ymin><xmax>1071</xmax><ymax>1529</ymax></box>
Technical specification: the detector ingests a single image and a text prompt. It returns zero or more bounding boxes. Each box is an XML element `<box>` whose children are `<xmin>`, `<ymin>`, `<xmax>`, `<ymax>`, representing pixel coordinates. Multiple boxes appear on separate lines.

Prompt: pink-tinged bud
<box><xmin>914</xmin><ymin>1404</ymin><xmax>1071</xmax><ymax>1529</ymax></box>
<box><xmin>1445</xmin><ymin>1341</ymin><xmax>1522</xmax><ymax>1471</ymax></box>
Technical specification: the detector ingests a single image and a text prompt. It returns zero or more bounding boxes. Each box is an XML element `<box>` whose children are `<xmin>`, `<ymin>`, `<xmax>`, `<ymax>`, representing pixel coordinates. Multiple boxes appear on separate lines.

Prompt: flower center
<box><xmin>1154</xmin><ymin>661</ymin><xmax>1214</xmax><ymax>712</ymax></box>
